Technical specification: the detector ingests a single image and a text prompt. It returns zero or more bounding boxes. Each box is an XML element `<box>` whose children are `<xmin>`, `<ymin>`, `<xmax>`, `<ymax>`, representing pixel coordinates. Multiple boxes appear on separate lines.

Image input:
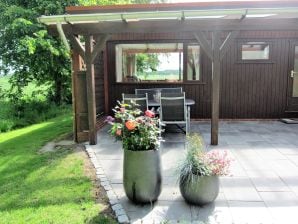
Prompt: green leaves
<box><xmin>0</xmin><ymin>1</ymin><xmax>74</xmax><ymax>104</ymax></box>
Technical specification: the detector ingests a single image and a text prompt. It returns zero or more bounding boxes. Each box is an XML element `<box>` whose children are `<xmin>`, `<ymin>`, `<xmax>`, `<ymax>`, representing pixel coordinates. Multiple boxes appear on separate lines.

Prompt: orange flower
<box><xmin>145</xmin><ymin>110</ymin><xmax>155</xmax><ymax>118</ymax></box>
<box><xmin>125</xmin><ymin>120</ymin><xmax>137</xmax><ymax>131</ymax></box>
<box><xmin>116</xmin><ymin>129</ymin><xmax>122</xmax><ymax>136</ymax></box>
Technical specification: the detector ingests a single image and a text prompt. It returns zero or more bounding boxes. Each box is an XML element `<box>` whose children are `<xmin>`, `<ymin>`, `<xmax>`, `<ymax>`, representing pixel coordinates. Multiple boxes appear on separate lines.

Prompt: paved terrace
<box><xmin>89</xmin><ymin>121</ymin><xmax>298</xmax><ymax>224</ymax></box>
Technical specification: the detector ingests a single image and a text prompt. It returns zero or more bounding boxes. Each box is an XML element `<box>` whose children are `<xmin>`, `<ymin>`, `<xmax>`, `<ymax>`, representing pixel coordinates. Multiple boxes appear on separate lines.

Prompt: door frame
<box><xmin>286</xmin><ymin>40</ymin><xmax>298</xmax><ymax>112</ymax></box>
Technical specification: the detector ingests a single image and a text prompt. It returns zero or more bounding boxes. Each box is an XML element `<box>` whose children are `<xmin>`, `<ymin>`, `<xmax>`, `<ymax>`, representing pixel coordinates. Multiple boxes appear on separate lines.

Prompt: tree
<box><xmin>0</xmin><ymin>0</ymin><xmax>78</xmax><ymax>104</ymax></box>
<box><xmin>136</xmin><ymin>53</ymin><xmax>160</xmax><ymax>73</ymax></box>
<box><xmin>0</xmin><ymin>0</ymin><xmax>166</xmax><ymax>104</ymax></box>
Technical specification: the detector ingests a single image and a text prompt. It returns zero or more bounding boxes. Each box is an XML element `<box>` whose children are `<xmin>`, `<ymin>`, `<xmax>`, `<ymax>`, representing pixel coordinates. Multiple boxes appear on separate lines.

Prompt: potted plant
<box><xmin>105</xmin><ymin>101</ymin><xmax>161</xmax><ymax>204</ymax></box>
<box><xmin>179</xmin><ymin>133</ymin><xmax>232</xmax><ymax>206</ymax></box>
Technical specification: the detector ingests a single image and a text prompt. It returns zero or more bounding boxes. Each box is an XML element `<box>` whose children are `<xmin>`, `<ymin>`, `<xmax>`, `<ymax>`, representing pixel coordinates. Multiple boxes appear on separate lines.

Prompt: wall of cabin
<box><xmin>95</xmin><ymin>31</ymin><xmax>298</xmax><ymax>119</ymax></box>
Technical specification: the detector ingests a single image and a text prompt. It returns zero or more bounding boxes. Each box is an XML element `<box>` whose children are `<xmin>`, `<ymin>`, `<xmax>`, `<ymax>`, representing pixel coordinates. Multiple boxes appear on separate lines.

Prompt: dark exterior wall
<box><xmin>94</xmin><ymin>49</ymin><xmax>105</xmax><ymax>117</ymax></box>
<box><xmin>220</xmin><ymin>38</ymin><xmax>290</xmax><ymax>118</ymax></box>
<box><xmin>98</xmin><ymin>31</ymin><xmax>298</xmax><ymax>119</ymax></box>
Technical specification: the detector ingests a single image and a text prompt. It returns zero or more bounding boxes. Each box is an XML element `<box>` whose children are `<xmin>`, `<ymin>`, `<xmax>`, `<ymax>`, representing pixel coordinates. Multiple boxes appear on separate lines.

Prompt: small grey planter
<box><xmin>179</xmin><ymin>175</ymin><xmax>219</xmax><ymax>206</ymax></box>
<box><xmin>123</xmin><ymin>148</ymin><xmax>162</xmax><ymax>204</ymax></box>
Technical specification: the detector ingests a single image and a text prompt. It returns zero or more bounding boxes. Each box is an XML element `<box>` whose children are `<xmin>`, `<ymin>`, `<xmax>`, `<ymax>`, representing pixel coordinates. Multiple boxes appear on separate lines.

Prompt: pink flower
<box><xmin>145</xmin><ymin>110</ymin><xmax>155</xmax><ymax>118</ymax></box>
<box><xmin>206</xmin><ymin>150</ymin><xmax>233</xmax><ymax>176</ymax></box>
<box><xmin>120</xmin><ymin>107</ymin><xmax>125</xmax><ymax>113</ymax></box>
<box><xmin>116</xmin><ymin>129</ymin><xmax>122</xmax><ymax>136</ymax></box>
<box><xmin>105</xmin><ymin>116</ymin><xmax>115</xmax><ymax>124</ymax></box>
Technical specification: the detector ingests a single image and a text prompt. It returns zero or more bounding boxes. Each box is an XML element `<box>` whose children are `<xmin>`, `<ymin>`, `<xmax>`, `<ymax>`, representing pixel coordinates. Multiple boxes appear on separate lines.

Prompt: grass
<box><xmin>0</xmin><ymin>76</ymin><xmax>71</xmax><ymax>133</ymax></box>
<box><xmin>0</xmin><ymin>75</ymin><xmax>49</xmax><ymax>98</ymax></box>
<box><xmin>137</xmin><ymin>70</ymin><xmax>181</xmax><ymax>81</ymax></box>
<box><xmin>0</xmin><ymin>114</ymin><xmax>116</xmax><ymax>224</ymax></box>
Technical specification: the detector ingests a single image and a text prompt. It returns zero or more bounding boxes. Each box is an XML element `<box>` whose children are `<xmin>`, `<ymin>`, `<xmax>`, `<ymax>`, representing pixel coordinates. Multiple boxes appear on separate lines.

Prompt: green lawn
<box><xmin>0</xmin><ymin>115</ymin><xmax>115</xmax><ymax>224</ymax></box>
<box><xmin>0</xmin><ymin>76</ymin><xmax>72</xmax><ymax>133</ymax></box>
<box><xmin>0</xmin><ymin>75</ymin><xmax>49</xmax><ymax>97</ymax></box>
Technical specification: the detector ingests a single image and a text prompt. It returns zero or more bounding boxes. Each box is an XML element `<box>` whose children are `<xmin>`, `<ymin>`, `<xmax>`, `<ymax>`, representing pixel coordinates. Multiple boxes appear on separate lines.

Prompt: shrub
<box><xmin>106</xmin><ymin>101</ymin><xmax>160</xmax><ymax>151</ymax></box>
<box><xmin>0</xmin><ymin>119</ymin><xmax>14</xmax><ymax>133</ymax></box>
<box><xmin>0</xmin><ymin>98</ymin><xmax>71</xmax><ymax>132</ymax></box>
<box><xmin>179</xmin><ymin>133</ymin><xmax>233</xmax><ymax>185</ymax></box>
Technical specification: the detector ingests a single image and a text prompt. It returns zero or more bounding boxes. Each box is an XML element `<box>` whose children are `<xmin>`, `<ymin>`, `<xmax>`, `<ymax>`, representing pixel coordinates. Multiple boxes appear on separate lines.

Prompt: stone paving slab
<box><xmin>93</xmin><ymin>121</ymin><xmax>298</xmax><ymax>224</ymax></box>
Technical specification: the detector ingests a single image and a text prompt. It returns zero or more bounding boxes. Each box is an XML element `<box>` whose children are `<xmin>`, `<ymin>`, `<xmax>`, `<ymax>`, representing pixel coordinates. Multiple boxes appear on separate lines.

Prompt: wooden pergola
<box><xmin>39</xmin><ymin>1</ymin><xmax>298</xmax><ymax>145</ymax></box>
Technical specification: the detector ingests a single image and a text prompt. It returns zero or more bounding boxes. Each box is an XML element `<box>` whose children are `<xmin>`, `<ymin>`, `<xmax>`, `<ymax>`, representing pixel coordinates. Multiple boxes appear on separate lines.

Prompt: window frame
<box><xmin>237</xmin><ymin>40</ymin><xmax>274</xmax><ymax>64</ymax></box>
<box><xmin>113</xmin><ymin>40</ymin><xmax>204</xmax><ymax>84</ymax></box>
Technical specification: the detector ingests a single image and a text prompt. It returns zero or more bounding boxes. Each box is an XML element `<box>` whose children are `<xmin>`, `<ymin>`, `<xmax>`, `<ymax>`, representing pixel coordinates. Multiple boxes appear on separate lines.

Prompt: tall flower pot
<box><xmin>179</xmin><ymin>175</ymin><xmax>219</xmax><ymax>206</ymax></box>
<box><xmin>123</xmin><ymin>148</ymin><xmax>162</xmax><ymax>204</ymax></box>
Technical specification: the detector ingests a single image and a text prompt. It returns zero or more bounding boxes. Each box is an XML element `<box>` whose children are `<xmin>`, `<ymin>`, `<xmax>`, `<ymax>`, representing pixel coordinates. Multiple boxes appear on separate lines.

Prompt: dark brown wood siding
<box><xmin>97</xmin><ymin>31</ymin><xmax>298</xmax><ymax>119</ymax></box>
<box><xmin>94</xmin><ymin>50</ymin><xmax>105</xmax><ymax>117</ymax></box>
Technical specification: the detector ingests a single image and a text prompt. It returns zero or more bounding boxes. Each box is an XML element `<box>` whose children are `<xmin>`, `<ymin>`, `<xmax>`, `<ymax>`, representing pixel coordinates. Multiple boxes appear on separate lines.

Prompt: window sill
<box><xmin>236</xmin><ymin>60</ymin><xmax>275</xmax><ymax>64</ymax></box>
<box><xmin>114</xmin><ymin>82</ymin><xmax>206</xmax><ymax>85</ymax></box>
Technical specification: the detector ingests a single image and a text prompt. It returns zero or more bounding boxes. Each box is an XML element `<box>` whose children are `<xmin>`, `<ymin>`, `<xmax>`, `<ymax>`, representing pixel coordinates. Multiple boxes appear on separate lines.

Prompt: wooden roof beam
<box><xmin>91</xmin><ymin>34</ymin><xmax>110</xmax><ymax>63</ymax></box>
<box><xmin>69</xmin><ymin>35</ymin><xmax>86</xmax><ymax>61</ymax></box>
<box><xmin>194</xmin><ymin>31</ymin><xmax>213</xmax><ymax>60</ymax></box>
<box><xmin>219</xmin><ymin>30</ymin><xmax>239</xmax><ymax>60</ymax></box>
<box><xmin>56</xmin><ymin>22</ymin><xmax>70</xmax><ymax>51</ymax></box>
<box><xmin>46</xmin><ymin>18</ymin><xmax>298</xmax><ymax>36</ymax></box>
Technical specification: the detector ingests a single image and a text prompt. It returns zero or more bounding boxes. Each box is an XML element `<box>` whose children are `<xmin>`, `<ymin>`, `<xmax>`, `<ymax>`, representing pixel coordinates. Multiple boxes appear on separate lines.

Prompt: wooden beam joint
<box><xmin>194</xmin><ymin>31</ymin><xmax>213</xmax><ymax>60</ymax></box>
<box><xmin>69</xmin><ymin>35</ymin><xmax>86</xmax><ymax>61</ymax></box>
<box><xmin>91</xmin><ymin>34</ymin><xmax>110</xmax><ymax>63</ymax></box>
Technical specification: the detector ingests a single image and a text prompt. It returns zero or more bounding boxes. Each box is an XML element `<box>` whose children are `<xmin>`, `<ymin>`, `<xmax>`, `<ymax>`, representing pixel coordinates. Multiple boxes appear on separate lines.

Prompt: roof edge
<box><xmin>66</xmin><ymin>0</ymin><xmax>298</xmax><ymax>14</ymax></box>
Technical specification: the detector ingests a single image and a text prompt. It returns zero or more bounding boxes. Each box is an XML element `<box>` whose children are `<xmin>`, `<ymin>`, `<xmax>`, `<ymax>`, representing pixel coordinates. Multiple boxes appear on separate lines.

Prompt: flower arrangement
<box><xmin>105</xmin><ymin>101</ymin><xmax>160</xmax><ymax>151</ymax></box>
<box><xmin>180</xmin><ymin>133</ymin><xmax>232</xmax><ymax>184</ymax></box>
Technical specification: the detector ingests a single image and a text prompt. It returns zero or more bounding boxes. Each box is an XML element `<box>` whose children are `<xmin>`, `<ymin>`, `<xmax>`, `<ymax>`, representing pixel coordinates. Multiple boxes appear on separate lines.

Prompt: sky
<box><xmin>157</xmin><ymin>53</ymin><xmax>182</xmax><ymax>71</ymax></box>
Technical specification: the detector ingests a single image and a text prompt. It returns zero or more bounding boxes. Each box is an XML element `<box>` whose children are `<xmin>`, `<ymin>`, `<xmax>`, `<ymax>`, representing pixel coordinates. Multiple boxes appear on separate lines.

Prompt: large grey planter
<box><xmin>123</xmin><ymin>148</ymin><xmax>162</xmax><ymax>204</ymax></box>
<box><xmin>179</xmin><ymin>175</ymin><xmax>219</xmax><ymax>206</ymax></box>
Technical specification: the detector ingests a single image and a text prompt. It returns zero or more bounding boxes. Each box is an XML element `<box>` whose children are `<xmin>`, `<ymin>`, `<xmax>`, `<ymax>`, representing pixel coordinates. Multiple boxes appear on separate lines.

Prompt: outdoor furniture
<box><xmin>122</xmin><ymin>93</ymin><xmax>148</xmax><ymax>112</ymax></box>
<box><xmin>135</xmin><ymin>88</ymin><xmax>160</xmax><ymax>100</ymax></box>
<box><xmin>135</xmin><ymin>87</ymin><xmax>183</xmax><ymax>100</ymax></box>
<box><xmin>160</xmin><ymin>87</ymin><xmax>183</xmax><ymax>94</ymax></box>
<box><xmin>159</xmin><ymin>92</ymin><xmax>189</xmax><ymax>135</ymax></box>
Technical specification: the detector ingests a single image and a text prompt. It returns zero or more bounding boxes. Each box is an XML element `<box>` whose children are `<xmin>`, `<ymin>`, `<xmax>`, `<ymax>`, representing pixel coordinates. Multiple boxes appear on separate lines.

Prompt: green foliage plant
<box><xmin>179</xmin><ymin>133</ymin><xmax>232</xmax><ymax>185</ymax></box>
<box><xmin>136</xmin><ymin>53</ymin><xmax>160</xmax><ymax>73</ymax></box>
<box><xmin>105</xmin><ymin>101</ymin><xmax>160</xmax><ymax>151</ymax></box>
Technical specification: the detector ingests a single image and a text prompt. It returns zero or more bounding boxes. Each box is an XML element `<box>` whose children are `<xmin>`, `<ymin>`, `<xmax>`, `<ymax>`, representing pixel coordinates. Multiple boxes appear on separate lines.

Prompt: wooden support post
<box><xmin>194</xmin><ymin>30</ymin><xmax>239</xmax><ymax>145</ymax></box>
<box><xmin>211</xmin><ymin>31</ymin><xmax>221</xmax><ymax>145</ymax></box>
<box><xmin>85</xmin><ymin>35</ymin><xmax>97</xmax><ymax>145</ymax></box>
<box><xmin>71</xmin><ymin>50</ymin><xmax>80</xmax><ymax>143</ymax></box>
<box><xmin>104</xmin><ymin>49</ymin><xmax>109</xmax><ymax>114</ymax></box>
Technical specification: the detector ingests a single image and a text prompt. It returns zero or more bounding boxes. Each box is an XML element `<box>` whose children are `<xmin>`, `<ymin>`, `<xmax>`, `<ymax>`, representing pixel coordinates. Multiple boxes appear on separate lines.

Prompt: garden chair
<box><xmin>160</xmin><ymin>87</ymin><xmax>183</xmax><ymax>94</ymax></box>
<box><xmin>135</xmin><ymin>88</ymin><xmax>160</xmax><ymax>101</ymax></box>
<box><xmin>159</xmin><ymin>92</ymin><xmax>189</xmax><ymax>135</ymax></box>
<box><xmin>122</xmin><ymin>93</ymin><xmax>148</xmax><ymax>112</ymax></box>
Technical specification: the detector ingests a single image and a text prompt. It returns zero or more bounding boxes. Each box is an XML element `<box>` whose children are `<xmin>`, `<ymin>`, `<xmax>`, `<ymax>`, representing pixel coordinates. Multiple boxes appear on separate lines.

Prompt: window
<box><xmin>186</xmin><ymin>44</ymin><xmax>200</xmax><ymax>81</ymax></box>
<box><xmin>241</xmin><ymin>42</ymin><xmax>270</xmax><ymax>60</ymax></box>
<box><xmin>115</xmin><ymin>43</ymin><xmax>183</xmax><ymax>82</ymax></box>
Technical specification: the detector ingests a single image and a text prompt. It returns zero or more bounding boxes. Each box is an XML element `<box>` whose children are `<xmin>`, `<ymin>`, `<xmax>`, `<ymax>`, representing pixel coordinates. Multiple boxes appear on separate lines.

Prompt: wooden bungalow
<box><xmin>39</xmin><ymin>0</ymin><xmax>298</xmax><ymax>145</ymax></box>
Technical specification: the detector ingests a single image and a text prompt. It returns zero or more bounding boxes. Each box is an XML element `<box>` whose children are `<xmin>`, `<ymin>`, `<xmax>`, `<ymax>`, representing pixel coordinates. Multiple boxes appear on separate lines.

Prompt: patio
<box><xmin>89</xmin><ymin>121</ymin><xmax>298</xmax><ymax>224</ymax></box>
